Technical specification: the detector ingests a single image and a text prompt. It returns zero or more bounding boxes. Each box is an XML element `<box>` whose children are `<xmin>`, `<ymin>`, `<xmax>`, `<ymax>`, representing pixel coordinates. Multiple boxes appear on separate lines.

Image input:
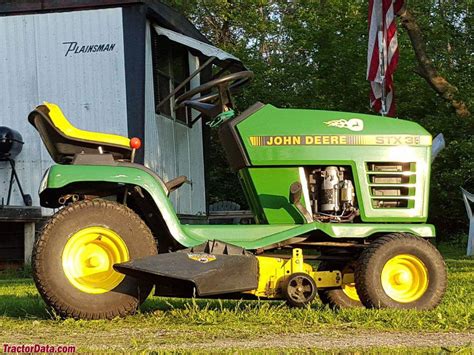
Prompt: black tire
<box><xmin>355</xmin><ymin>233</ymin><xmax>447</xmax><ymax>310</ymax></box>
<box><xmin>33</xmin><ymin>199</ymin><xmax>158</xmax><ymax>320</ymax></box>
<box><xmin>317</xmin><ymin>261</ymin><xmax>362</xmax><ymax>309</ymax></box>
<box><xmin>284</xmin><ymin>273</ymin><xmax>317</xmax><ymax>308</ymax></box>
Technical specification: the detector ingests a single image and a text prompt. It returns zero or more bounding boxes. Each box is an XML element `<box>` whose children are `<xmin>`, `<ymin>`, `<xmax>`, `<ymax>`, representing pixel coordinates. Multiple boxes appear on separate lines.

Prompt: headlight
<box><xmin>39</xmin><ymin>169</ymin><xmax>50</xmax><ymax>194</ymax></box>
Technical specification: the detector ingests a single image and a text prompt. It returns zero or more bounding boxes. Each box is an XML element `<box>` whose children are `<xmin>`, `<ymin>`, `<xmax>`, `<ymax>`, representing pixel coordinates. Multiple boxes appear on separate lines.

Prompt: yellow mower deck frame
<box><xmin>247</xmin><ymin>249</ymin><xmax>343</xmax><ymax>298</ymax></box>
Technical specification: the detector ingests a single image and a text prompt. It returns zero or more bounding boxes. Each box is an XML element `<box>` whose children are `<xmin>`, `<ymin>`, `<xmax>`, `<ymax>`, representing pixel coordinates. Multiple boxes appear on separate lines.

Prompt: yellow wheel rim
<box><xmin>381</xmin><ymin>254</ymin><xmax>429</xmax><ymax>303</ymax></box>
<box><xmin>342</xmin><ymin>273</ymin><xmax>360</xmax><ymax>301</ymax></box>
<box><xmin>62</xmin><ymin>227</ymin><xmax>129</xmax><ymax>294</ymax></box>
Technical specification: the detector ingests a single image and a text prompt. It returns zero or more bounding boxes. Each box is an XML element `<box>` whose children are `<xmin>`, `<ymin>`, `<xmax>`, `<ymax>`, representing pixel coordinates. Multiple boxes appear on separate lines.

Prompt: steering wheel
<box><xmin>174</xmin><ymin>71</ymin><xmax>254</xmax><ymax>109</ymax></box>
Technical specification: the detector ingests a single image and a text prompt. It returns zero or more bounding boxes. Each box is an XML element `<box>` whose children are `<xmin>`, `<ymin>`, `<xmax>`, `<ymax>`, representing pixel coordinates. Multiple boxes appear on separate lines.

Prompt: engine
<box><xmin>307</xmin><ymin>166</ymin><xmax>359</xmax><ymax>222</ymax></box>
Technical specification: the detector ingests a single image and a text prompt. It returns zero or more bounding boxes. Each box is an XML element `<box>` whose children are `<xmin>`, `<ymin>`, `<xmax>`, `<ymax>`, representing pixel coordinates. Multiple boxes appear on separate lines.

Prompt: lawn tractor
<box><xmin>29</xmin><ymin>70</ymin><xmax>447</xmax><ymax>320</ymax></box>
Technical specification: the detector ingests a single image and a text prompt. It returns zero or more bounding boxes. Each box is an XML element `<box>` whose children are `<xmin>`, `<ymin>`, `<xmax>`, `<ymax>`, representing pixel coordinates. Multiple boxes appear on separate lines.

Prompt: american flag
<box><xmin>367</xmin><ymin>0</ymin><xmax>404</xmax><ymax>117</ymax></box>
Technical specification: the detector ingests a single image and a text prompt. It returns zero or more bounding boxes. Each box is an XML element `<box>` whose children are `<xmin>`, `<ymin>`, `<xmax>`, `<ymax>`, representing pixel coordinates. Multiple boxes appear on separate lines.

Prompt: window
<box><xmin>151</xmin><ymin>29</ymin><xmax>191</xmax><ymax>124</ymax></box>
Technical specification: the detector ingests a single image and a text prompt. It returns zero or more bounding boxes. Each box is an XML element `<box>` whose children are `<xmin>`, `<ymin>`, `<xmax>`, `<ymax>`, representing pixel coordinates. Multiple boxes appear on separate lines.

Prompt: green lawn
<box><xmin>0</xmin><ymin>243</ymin><xmax>472</xmax><ymax>353</ymax></box>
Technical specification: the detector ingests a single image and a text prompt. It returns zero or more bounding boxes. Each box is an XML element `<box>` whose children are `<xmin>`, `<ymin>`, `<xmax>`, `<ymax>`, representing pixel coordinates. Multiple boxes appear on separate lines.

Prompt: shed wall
<box><xmin>0</xmin><ymin>7</ymin><xmax>128</xmax><ymax>207</ymax></box>
<box><xmin>144</xmin><ymin>22</ymin><xmax>206</xmax><ymax>215</ymax></box>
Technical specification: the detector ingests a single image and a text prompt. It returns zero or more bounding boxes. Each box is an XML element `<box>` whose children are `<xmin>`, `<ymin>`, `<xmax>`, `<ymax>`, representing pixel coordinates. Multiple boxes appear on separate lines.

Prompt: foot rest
<box><xmin>165</xmin><ymin>176</ymin><xmax>191</xmax><ymax>194</ymax></box>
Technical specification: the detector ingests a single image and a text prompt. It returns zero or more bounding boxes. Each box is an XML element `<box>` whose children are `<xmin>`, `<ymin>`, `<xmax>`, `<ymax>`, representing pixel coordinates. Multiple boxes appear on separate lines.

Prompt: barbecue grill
<box><xmin>0</xmin><ymin>127</ymin><xmax>32</xmax><ymax>206</ymax></box>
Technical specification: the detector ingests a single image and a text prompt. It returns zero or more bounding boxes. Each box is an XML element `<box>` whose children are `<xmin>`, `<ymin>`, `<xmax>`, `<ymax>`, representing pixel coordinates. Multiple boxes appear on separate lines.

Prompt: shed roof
<box><xmin>0</xmin><ymin>0</ymin><xmax>211</xmax><ymax>44</ymax></box>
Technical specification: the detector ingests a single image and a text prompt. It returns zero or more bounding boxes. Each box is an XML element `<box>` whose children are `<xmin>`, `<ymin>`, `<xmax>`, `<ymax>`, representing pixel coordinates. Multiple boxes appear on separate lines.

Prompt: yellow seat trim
<box><xmin>44</xmin><ymin>102</ymin><xmax>131</xmax><ymax>148</ymax></box>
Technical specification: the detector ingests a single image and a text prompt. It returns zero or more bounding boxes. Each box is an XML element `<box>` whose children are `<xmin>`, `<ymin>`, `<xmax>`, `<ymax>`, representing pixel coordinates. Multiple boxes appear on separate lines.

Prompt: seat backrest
<box><xmin>28</xmin><ymin>103</ymin><xmax>132</xmax><ymax>164</ymax></box>
<box><xmin>44</xmin><ymin>103</ymin><xmax>131</xmax><ymax>147</ymax></box>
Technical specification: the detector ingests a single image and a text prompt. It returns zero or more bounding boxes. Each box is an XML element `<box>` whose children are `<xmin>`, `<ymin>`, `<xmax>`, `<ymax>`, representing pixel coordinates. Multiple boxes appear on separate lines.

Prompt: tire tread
<box><xmin>33</xmin><ymin>199</ymin><xmax>157</xmax><ymax>320</ymax></box>
<box><xmin>355</xmin><ymin>233</ymin><xmax>447</xmax><ymax>310</ymax></box>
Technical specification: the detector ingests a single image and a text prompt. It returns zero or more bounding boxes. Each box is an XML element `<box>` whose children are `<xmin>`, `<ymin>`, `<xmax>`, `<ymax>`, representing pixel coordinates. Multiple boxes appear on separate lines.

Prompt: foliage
<box><xmin>166</xmin><ymin>0</ymin><xmax>473</xmax><ymax>238</ymax></box>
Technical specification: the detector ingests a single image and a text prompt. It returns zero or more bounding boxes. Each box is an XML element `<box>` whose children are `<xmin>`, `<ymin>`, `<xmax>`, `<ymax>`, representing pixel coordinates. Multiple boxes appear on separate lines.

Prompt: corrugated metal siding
<box><xmin>175</xmin><ymin>123</ymin><xmax>191</xmax><ymax>211</ymax></box>
<box><xmin>0</xmin><ymin>15</ymin><xmax>42</xmax><ymax>207</ymax></box>
<box><xmin>187</xmin><ymin>54</ymin><xmax>206</xmax><ymax>215</ymax></box>
<box><xmin>144</xmin><ymin>22</ymin><xmax>161</xmax><ymax>176</ymax></box>
<box><xmin>144</xmin><ymin>22</ymin><xmax>206</xmax><ymax>215</ymax></box>
<box><xmin>0</xmin><ymin>8</ymin><xmax>128</xmax><ymax>207</ymax></box>
<box><xmin>34</xmin><ymin>8</ymin><xmax>128</xmax><ymax>134</ymax></box>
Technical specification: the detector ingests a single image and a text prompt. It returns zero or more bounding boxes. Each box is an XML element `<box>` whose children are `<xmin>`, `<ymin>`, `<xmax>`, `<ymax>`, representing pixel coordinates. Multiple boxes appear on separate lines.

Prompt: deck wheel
<box><xmin>284</xmin><ymin>273</ymin><xmax>317</xmax><ymax>307</ymax></box>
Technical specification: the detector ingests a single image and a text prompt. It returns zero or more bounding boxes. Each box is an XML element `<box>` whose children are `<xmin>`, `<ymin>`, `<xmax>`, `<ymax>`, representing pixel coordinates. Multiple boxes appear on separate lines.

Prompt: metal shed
<box><xmin>0</xmin><ymin>0</ymin><xmax>245</xmax><ymax>219</ymax></box>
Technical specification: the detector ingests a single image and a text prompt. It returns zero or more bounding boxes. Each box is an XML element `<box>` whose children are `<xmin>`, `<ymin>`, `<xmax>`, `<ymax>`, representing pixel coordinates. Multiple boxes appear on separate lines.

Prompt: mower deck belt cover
<box><xmin>114</xmin><ymin>241</ymin><xmax>259</xmax><ymax>296</ymax></box>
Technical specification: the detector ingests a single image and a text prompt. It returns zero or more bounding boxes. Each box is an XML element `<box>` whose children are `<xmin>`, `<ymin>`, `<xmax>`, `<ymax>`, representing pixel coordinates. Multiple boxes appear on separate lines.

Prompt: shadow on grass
<box><xmin>0</xmin><ymin>278</ymin><xmax>53</xmax><ymax>319</ymax></box>
<box><xmin>0</xmin><ymin>266</ymin><xmax>33</xmax><ymax>280</ymax></box>
<box><xmin>0</xmin><ymin>294</ymin><xmax>50</xmax><ymax>319</ymax></box>
<box><xmin>0</xmin><ymin>278</ymin><xmax>324</xmax><ymax>320</ymax></box>
<box><xmin>141</xmin><ymin>294</ymin><xmax>327</xmax><ymax>314</ymax></box>
<box><xmin>1</xmin><ymin>241</ymin><xmax>468</xmax><ymax>321</ymax></box>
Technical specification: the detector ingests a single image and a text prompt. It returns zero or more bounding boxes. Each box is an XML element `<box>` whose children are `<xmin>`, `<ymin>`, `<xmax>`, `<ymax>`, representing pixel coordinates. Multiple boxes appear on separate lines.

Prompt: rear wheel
<box><xmin>355</xmin><ymin>233</ymin><xmax>447</xmax><ymax>310</ymax></box>
<box><xmin>317</xmin><ymin>261</ymin><xmax>362</xmax><ymax>308</ymax></box>
<box><xmin>33</xmin><ymin>199</ymin><xmax>158</xmax><ymax>319</ymax></box>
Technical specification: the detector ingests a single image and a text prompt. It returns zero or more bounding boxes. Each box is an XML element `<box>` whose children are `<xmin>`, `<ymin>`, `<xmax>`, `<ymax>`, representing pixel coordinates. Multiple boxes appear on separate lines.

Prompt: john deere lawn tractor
<box><xmin>29</xmin><ymin>70</ymin><xmax>447</xmax><ymax>320</ymax></box>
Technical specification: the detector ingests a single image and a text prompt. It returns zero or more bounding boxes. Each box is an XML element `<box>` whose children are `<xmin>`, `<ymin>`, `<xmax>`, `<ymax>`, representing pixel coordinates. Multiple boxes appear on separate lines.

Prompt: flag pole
<box><xmin>378</xmin><ymin>4</ymin><xmax>387</xmax><ymax>117</ymax></box>
<box><xmin>378</xmin><ymin>29</ymin><xmax>386</xmax><ymax>116</ymax></box>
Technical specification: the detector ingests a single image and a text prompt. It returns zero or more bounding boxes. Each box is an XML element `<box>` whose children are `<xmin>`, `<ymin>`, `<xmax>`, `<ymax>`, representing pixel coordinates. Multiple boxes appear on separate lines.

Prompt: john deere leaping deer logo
<box><xmin>325</xmin><ymin>119</ymin><xmax>364</xmax><ymax>132</ymax></box>
<box><xmin>187</xmin><ymin>253</ymin><xmax>217</xmax><ymax>263</ymax></box>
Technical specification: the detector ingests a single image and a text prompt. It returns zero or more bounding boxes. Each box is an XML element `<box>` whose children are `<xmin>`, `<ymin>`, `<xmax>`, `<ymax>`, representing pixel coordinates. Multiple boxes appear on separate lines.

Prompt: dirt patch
<box><xmin>166</xmin><ymin>331</ymin><xmax>474</xmax><ymax>350</ymax></box>
<box><xmin>1</xmin><ymin>327</ymin><xmax>473</xmax><ymax>351</ymax></box>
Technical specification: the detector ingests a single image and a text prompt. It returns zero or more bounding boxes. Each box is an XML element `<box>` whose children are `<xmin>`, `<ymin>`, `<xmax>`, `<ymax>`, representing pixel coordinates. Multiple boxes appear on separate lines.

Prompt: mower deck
<box><xmin>114</xmin><ymin>241</ymin><xmax>259</xmax><ymax>296</ymax></box>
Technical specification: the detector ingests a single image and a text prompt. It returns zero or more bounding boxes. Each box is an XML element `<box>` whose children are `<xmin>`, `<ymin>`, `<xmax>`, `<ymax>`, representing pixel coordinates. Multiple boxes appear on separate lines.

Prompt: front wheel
<box><xmin>33</xmin><ymin>199</ymin><xmax>158</xmax><ymax>320</ymax></box>
<box><xmin>355</xmin><ymin>233</ymin><xmax>447</xmax><ymax>310</ymax></box>
<box><xmin>317</xmin><ymin>261</ymin><xmax>362</xmax><ymax>309</ymax></box>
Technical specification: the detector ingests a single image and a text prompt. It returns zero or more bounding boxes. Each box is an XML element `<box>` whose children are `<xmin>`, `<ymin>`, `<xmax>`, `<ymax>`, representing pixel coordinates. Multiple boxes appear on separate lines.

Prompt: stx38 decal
<box><xmin>249</xmin><ymin>135</ymin><xmax>432</xmax><ymax>146</ymax></box>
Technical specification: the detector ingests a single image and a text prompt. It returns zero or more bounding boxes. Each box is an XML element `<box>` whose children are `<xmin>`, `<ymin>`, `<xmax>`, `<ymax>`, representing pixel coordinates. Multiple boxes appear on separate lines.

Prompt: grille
<box><xmin>367</xmin><ymin>162</ymin><xmax>416</xmax><ymax>209</ymax></box>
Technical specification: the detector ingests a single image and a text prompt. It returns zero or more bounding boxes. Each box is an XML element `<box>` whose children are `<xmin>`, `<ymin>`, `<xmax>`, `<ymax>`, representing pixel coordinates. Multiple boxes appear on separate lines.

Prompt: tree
<box><xmin>165</xmin><ymin>0</ymin><xmax>473</xmax><ymax>238</ymax></box>
<box><xmin>397</xmin><ymin>3</ymin><xmax>471</xmax><ymax>118</ymax></box>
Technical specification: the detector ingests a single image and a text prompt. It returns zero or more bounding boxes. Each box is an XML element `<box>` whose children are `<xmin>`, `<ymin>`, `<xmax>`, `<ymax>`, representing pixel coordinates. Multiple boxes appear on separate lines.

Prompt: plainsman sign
<box><xmin>249</xmin><ymin>135</ymin><xmax>432</xmax><ymax>146</ymax></box>
<box><xmin>63</xmin><ymin>41</ymin><xmax>117</xmax><ymax>56</ymax></box>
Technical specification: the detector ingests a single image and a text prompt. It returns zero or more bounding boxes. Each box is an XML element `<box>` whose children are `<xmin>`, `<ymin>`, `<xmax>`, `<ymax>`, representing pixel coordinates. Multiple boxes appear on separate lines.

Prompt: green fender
<box><xmin>42</xmin><ymin>165</ymin><xmax>435</xmax><ymax>250</ymax></box>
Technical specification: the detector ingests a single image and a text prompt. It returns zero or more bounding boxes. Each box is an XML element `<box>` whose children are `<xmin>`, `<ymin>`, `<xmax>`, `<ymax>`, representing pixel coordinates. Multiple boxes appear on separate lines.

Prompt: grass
<box><xmin>0</xmin><ymin>243</ymin><xmax>472</xmax><ymax>352</ymax></box>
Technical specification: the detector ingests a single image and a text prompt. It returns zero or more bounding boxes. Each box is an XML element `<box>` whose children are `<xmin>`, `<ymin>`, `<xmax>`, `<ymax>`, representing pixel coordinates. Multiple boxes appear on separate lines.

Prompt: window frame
<box><xmin>151</xmin><ymin>30</ymin><xmax>191</xmax><ymax>125</ymax></box>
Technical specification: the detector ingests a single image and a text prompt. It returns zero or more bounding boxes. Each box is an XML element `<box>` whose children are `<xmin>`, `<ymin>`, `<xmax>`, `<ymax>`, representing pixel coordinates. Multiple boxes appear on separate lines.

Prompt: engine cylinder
<box><xmin>340</xmin><ymin>179</ymin><xmax>355</xmax><ymax>206</ymax></box>
<box><xmin>320</xmin><ymin>166</ymin><xmax>340</xmax><ymax>212</ymax></box>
